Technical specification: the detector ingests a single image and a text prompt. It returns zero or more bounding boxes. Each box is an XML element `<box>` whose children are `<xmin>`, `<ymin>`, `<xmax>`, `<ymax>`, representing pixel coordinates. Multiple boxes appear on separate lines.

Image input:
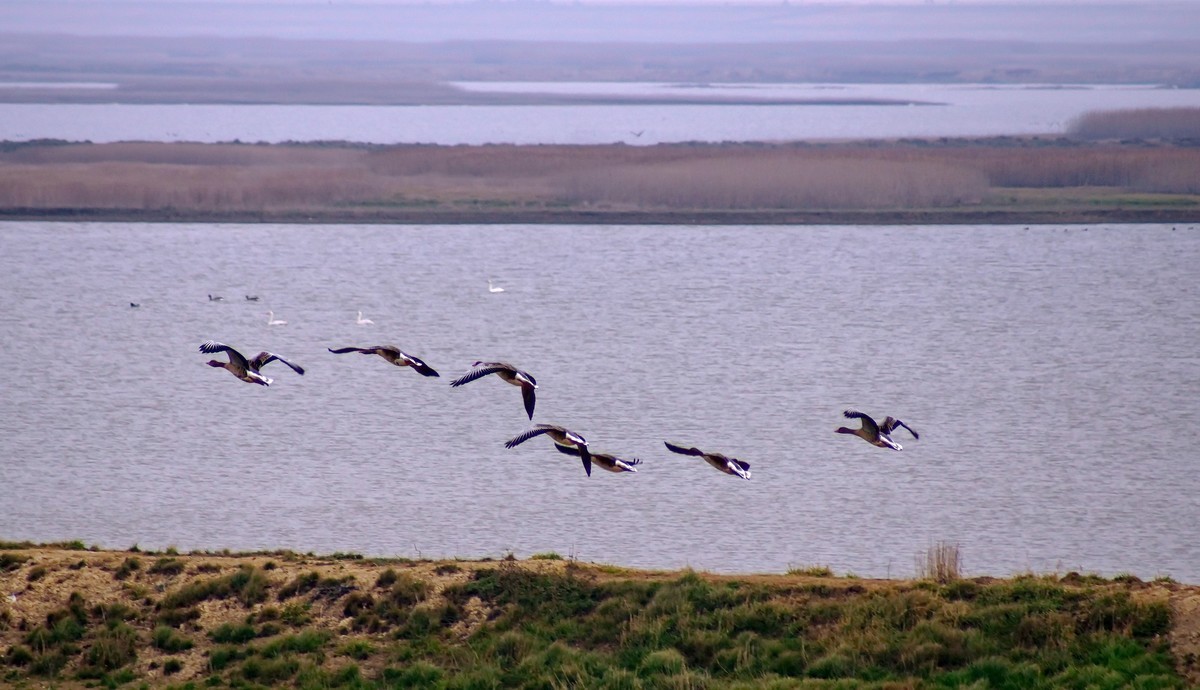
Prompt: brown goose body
<box><xmin>553</xmin><ymin>443</ymin><xmax>639</xmax><ymax>473</ymax></box>
<box><xmin>505</xmin><ymin>424</ymin><xmax>592</xmax><ymax>476</ymax></box>
<box><xmin>835</xmin><ymin>409</ymin><xmax>918</xmax><ymax>450</ymax></box>
<box><xmin>450</xmin><ymin>361</ymin><xmax>537</xmax><ymax>419</ymax></box>
<box><xmin>664</xmin><ymin>442</ymin><xmax>750</xmax><ymax>480</ymax></box>
<box><xmin>199</xmin><ymin>340</ymin><xmax>304</xmax><ymax>386</ymax></box>
<box><xmin>328</xmin><ymin>345</ymin><xmax>439</xmax><ymax>377</ymax></box>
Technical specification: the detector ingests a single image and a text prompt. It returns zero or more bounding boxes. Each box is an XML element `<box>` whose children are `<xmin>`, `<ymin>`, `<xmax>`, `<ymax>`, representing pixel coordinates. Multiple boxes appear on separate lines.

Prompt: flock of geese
<box><xmin>196</xmin><ymin>285</ymin><xmax>919</xmax><ymax>480</ymax></box>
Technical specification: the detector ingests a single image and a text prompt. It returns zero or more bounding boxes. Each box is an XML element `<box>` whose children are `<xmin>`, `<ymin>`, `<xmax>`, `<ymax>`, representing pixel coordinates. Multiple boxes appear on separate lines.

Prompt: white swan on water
<box><xmin>356</xmin><ymin>311</ymin><xmax>374</xmax><ymax>325</ymax></box>
<box><xmin>267</xmin><ymin>311</ymin><xmax>287</xmax><ymax>326</ymax></box>
<box><xmin>488</xmin><ymin>279</ymin><xmax>505</xmax><ymax>293</ymax></box>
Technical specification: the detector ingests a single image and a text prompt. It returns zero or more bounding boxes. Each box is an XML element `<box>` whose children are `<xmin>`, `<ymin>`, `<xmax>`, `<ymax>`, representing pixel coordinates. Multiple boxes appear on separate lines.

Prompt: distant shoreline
<box><xmin>2</xmin><ymin>206</ymin><xmax>1196</xmax><ymax>226</ymax></box>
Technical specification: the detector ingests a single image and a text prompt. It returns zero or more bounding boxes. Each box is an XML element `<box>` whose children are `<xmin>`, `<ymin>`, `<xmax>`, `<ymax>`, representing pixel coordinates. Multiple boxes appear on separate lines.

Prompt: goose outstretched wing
<box><xmin>199</xmin><ymin>340</ymin><xmax>249</xmax><ymax>369</ymax></box>
<box><xmin>521</xmin><ymin>384</ymin><xmax>537</xmax><ymax>420</ymax></box>
<box><xmin>449</xmin><ymin>362</ymin><xmax>514</xmax><ymax>387</ymax></box>
<box><xmin>399</xmin><ymin>352</ymin><xmax>440</xmax><ymax>377</ymax></box>
<box><xmin>664</xmin><ymin>442</ymin><xmax>705</xmax><ymax>457</ymax></box>
<box><xmin>328</xmin><ymin>346</ymin><xmax>372</xmax><ymax>355</ymax></box>
<box><xmin>249</xmin><ymin>351</ymin><xmax>305</xmax><ymax>375</ymax></box>
<box><xmin>882</xmin><ymin>416</ymin><xmax>918</xmax><ymax>439</ymax></box>
<box><xmin>843</xmin><ymin>409</ymin><xmax>880</xmax><ymax>437</ymax></box>
<box><xmin>504</xmin><ymin>425</ymin><xmax>555</xmax><ymax>448</ymax></box>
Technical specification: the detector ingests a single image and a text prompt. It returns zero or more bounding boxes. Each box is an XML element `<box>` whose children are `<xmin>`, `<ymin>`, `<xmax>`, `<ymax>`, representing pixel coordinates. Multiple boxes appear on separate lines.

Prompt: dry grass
<box><xmin>916</xmin><ymin>541</ymin><xmax>963</xmax><ymax>583</ymax></box>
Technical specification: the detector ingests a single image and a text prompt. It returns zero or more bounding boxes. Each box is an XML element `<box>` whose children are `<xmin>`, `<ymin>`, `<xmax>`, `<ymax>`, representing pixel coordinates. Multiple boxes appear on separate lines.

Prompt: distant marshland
<box><xmin>1</xmin><ymin>109</ymin><xmax>1197</xmax><ymax>226</ymax></box>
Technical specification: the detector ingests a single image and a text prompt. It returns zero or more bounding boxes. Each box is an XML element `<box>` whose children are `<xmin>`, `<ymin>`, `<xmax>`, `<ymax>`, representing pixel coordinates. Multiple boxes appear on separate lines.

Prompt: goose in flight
<box><xmin>488</xmin><ymin>279</ymin><xmax>505</xmax><ymax>293</ymax></box>
<box><xmin>664</xmin><ymin>442</ymin><xmax>750</xmax><ymax>480</ymax></box>
<box><xmin>356</xmin><ymin>311</ymin><xmax>374</xmax><ymax>325</ymax></box>
<box><xmin>835</xmin><ymin>409</ymin><xmax>918</xmax><ymax>450</ymax></box>
<box><xmin>554</xmin><ymin>443</ymin><xmax>639</xmax><ymax>473</ymax></box>
<box><xmin>266</xmin><ymin>311</ymin><xmax>287</xmax><ymax>326</ymax></box>
<box><xmin>328</xmin><ymin>345</ymin><xmax>439</xmax><ymax>377</ymax></box>
<box><xmin>505</xmin><ymin>424</ymin><xmax>592</xmax><ymax>476</ymax></box>
<box><xmin>199</xmin><ymin>340</ymin><xmax>305</xmax><ymax>386</ymax></box>
<box><xmin>449</xmin><ymin>361</ymin><xmax>537</xmax><ymax>419</ymax></box>
<box><xmin>208</xmin><ymin>294</ymin><xmax>224</xmax><ymax>302</ymax></box>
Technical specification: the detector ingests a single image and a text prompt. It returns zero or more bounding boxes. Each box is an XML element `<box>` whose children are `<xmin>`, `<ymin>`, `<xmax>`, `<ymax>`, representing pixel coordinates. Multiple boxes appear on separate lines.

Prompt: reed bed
<box><xmin>1069</xmin><ymin>107</ymin><xmax>1200</xmax><ymax>142</ymax></box>
<box><xmin>916</xmin><ymin>541</ymin><xmax>963</xmax><ymax>583</ymax></box>
<box><xmin>2</xmin><ymin>139</ymin><xmax>1198</xmax><ymax>214</ymax></box>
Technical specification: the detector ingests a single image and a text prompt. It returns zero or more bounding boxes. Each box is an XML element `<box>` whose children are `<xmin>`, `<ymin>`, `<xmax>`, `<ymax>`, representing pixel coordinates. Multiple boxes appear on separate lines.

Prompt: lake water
<box><xmin>2</xmin><ymin>221</ymin><xmax>1198</xmax><ymax>580</ymax></box>
<box><xmin>2</xmin><ymin>83</ymin><xmax>1199</xmax><ymax>144</ymax></box>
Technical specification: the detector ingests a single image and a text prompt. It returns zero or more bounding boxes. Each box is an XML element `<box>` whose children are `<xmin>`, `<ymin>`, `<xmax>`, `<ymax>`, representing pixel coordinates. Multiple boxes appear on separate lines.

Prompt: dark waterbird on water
<box><xmin>506</xmin><ymin>424</ymin><xmax>592</xmax><ymax>476</ymax></box>
<box><xmin>327</xmin><ymin>345</ymin><xmax>440</xmax><ymax>377</ymax></box>
<box><xmin>199</xmin><ymin>340</ymin><xmax>305</xmax><ymax>386</ymax></box>
<box><xmin>835</xmin><ymin>409</ymin><xmax>918</xmax><ymax>450</ymax></box>
<box><xmin>449</xmin><ymin>361</ymin><xmax>538</xmax><ymax>419</ymax></box>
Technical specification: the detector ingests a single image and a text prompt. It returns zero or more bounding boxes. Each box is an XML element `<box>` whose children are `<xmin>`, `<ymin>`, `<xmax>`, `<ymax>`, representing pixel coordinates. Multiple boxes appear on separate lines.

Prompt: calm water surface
<box><xmin>1</xmin><ymin>222</ymin><xmax>1197</xmax><ymax>579</ymax></box>
<box><xmin>2</xmin><ymin>83</ymin><xmax>1199</xmax><ymax>144</ymax></box>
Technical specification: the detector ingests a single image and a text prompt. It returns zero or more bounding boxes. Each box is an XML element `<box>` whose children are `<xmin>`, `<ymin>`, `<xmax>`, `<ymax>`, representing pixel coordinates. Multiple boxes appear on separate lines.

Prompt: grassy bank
<box><xmin>2</xmin><ymin>544</ymin><xmax>1198</xmax><ymax>688</ymax></box>
<box><xmin>1</xmin><ymin>137</ymin><xmax>1198</xmax><ymax>225</ymax></box>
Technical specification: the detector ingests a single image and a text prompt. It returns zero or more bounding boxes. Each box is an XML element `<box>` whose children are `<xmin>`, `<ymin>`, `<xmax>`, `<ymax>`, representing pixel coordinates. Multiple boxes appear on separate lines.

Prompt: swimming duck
<box><xmin>356</xmin><ymin>311</ymin><xmax>374</xmax><ymax>325</ymax></box>
<box><xmin>488</xmin><ymin>279</ymin><xmax>505</xmax><ymax>293</ymax></box>
<box><xmin>328</xmin><ymin>345</ymin><xmax>439</xmax><ymax>377</ymax></box>
<box><xmin>199</xmin><ymin>340</ymin><xmax>305</xmax><ymax>386</ymax></box>
<box><xmin>664</xmin><ymin>442</ymin><xmax>750</xmax><ymax>480</ymax></box>
<box><xmin>129</xmin><ymin>302</ymin><xmax>140</xmax><ymax>308</ymax></box>
<box><xmin>505</xmin><ymin>424</ymin><xmax>592</xmax><ymax>476</ymax></box>
<box><xmin>835</xmin><ymin>409</ymin><xmax>918</xmax><ymax>450</ymax></box>
<box><xmin>449</xmin><ymin>361</ymin><xmax>537</xmax><ymax>419</ymax></box>
<box><xmin>245</xmin><ymin>295</ymin><xmax>260</xmax><ymax>301</ymax></box>
<box><xmin>266</xmin><ymin>311</ymin><xmax>287</xmax><ymax>326</ymax></box>
<box><xmin>208</xmin><ymin>294</ymin><xmax>224</xmax><ymax>302</ymax></box>
<box><xmin>553</xmin><ymin>443</ymin><xmax>639</xmax><ymax>473</ymax></box>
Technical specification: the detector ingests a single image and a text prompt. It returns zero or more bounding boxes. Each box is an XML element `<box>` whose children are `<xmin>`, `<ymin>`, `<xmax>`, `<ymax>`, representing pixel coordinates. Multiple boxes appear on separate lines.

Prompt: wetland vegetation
<box><xmin>2</xmin><ymin>110</ymin><xmax>1198</xmax><ymax>226</ymax></box>
<box><xmin>1</xmin><ymin>544</ymin><xmax>1197</xmax><ymax>688</ymax></box>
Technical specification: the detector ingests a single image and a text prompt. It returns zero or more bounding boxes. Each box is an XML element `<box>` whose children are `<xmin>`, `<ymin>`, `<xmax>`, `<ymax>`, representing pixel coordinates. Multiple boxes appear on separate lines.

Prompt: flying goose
<box><xmin>664</xmin><ymin>442</ymin><xmax>750</xmax><ymax>480</ymax></box>
<box><xmin>505</xmin><ymin>424</ymin><xmax>592</xmax><ymax>476</ymax></box>
<box><xmin>328</xmin><ymin>345</ymin><xmax>439</xmax><ymax>377</ymax></box>
<box><xmin>266</xmin><ymin>311</ymin><xmax>287</xmax><ymax>326</ymax></box>
<box><xmin>199</xmin><ymin>340</ymin><xmax>305</xmax><ymax>386</ymax></box>
<box><xmin>449</xmin><ymin>361</ymin><xmax>537</xmax><ymax>419</ymax></box>
<box><xmin>835</xmin><ymin>409</ymin><xmax>918</xmax><ymax>450</ymax></box>
<box><xmin>356</xmin><ymin>311</ymin><xmax>374</xmax><ymax>325</ymax></box>
<box><xmin>553</xmin><ymin>443</ymin><xmax>639</xmax><ymax>473</ymax></box>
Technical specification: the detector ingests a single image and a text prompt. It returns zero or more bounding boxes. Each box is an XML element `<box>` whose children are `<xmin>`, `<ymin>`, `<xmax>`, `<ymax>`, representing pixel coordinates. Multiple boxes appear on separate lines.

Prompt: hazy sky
<box><xmin>2</xmin><ymin>0</ymin><xmax>1193</xmax><ymax>43</ymax></box>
